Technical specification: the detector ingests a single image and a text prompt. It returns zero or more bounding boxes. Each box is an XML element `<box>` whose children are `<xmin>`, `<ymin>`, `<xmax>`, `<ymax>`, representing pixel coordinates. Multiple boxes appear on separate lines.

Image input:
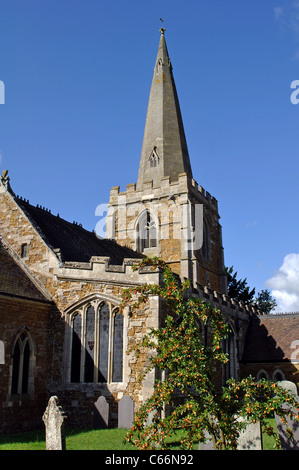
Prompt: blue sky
<box><xmin>0</xmin><ymin>0</ymin><xmax>299</xmax><ymax>311</ymax></box>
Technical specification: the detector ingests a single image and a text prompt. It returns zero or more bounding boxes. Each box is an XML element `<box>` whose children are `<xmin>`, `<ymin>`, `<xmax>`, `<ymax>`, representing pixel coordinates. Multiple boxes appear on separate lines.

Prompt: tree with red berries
<box><xmin>120</xmin><ymin>257</ymin><xmax>299</xmax><ymax>450</ymax></box>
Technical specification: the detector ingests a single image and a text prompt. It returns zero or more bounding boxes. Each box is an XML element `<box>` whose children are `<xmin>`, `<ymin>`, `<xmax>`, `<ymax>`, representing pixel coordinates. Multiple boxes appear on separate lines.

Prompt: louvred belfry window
<box><xmin>136</xmin><ymin>210</ymin><xmax>157</xmax><ymax>253</ymax></box>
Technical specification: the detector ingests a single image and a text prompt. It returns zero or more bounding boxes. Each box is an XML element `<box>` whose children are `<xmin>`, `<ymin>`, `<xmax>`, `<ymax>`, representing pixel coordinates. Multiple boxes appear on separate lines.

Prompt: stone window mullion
<box><xmin>80</xmin><ymin>307</ymin><xmax>86</xmax><ymax>383</ymax></box>
<box><xmin>17</xmin><ymin>339</ymin><xmax>24</xmax><ymax>394</ymax></box>
<box><xmin>107</xmin><ymin>303</ymin><xmax>113</xmax><ymax>383</ymax></box>
<box><xmin>94</xmin><ymin>302</ymin><xmax>100</xmax><ymax>383</ymax></box>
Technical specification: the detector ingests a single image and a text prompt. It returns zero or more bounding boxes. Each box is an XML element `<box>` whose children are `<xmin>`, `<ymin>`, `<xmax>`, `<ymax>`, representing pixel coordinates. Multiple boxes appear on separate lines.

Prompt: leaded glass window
<box><xmin>112</xmin><ymin>309</ymin><xmax>123</xmax><ymax>382</ymax></box>
<box><xmin>98</xmin><ymin>303</ymin><xmax>110</xmax><ymax>382</ymax></box>
<box><xmin>71</xmin><ymin>313</ymin><xmax>82</xmax><ymax>383</ymax></box>
<box><xmin>11</xmin><ymin>330</ymin><xmax>33</xmax><ymax>397</ymax></box>
<box><xmin>69</xmin><ymin>300</ymin><xmax>124</xmax><ymax>384</ymax></box>
<box><xmin>84</xmin><ymin>305</ymin><xmax>95</xmax><ymax>383</ymax></box>
<box><xmin>136</xmin><ymin>210</ymin><xmax>157</xmax><ymax>252</ymax></box>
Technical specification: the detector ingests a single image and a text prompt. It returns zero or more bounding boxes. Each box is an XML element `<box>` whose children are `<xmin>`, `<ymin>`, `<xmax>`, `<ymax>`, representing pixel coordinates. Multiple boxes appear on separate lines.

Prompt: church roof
<box><xmin>15</xmin><ymin>197</ymin><xmax>142</xmax><ymax>265</ymax></box>
<box><xmin>137</xmin><ymin>29</ymin><xmax>192</xmax><ymax>189</ymax></box>
<box><xmin>241</xmin><ymin>313</ymin><xmax>299</xmax><ymax>363</ymax></box>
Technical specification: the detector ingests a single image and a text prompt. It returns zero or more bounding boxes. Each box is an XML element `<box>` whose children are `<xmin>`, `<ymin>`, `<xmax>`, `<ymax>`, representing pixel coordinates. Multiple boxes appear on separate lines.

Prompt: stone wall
<box><xmin>0</xmin><ymin>186</ymin><xmax>59</xmax><ymax>298</ymax></box>
<box><xmin>0</xmin><ymin>178</ymin><xmax>256</xmax><ymax>432</ymax></box>
<box><xmin>107</xmin><ymin>172</ymin><xmax>226</xmax><ymax>294</ymax></box>
<box><xmin>0</xmin><ymin>295</ymin><xmax>53</xmax><ymax>433</ymax></box>
<box><xmin>0</xmin><ymin>182</ymin><xmax>164</xmax><ymax>431</ymax></box>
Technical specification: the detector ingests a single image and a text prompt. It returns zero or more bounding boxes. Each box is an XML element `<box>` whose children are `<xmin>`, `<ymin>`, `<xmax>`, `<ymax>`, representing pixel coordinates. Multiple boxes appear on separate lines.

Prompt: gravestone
<box><xmin>237</xmin><ymin>418</ymin><xmax>262</xmax><ymax>450</ymax></box>
<box><xmin>198</xmin><ymin>417</ymin><xmax>262</xmax><ymax>450</ymax></box>
<box><xmin>118</xmin><ymin>395</ymin><xmax>134</xmax><ymax>429</ymax></box>
<box><xmin>0</xmin><ymin>341</ymin><xmax>4</xmax><ymax>364</ymax></box>
<box><xmin>198</xmin><ymin>430</ymin><xmax>215</xmax><ymax>450</ymax></box>
<box><xmin>275</xmin><ymin>380</ymin><xmax>299</xmax><ymax>450</ymax></box>
<box><xmin>42</xmin><ymin>396</ymin><xmax>66</xmax><ymax>450</ymax></box>
<box><xmin>94</xmin><ymin>396</ymin><xmax>109</xmax><ymax>428</ymax></box>
<box><xmin>277</xmin><ymin>380</ymin><xmax>298</xmax><ymax>396</ymax></box>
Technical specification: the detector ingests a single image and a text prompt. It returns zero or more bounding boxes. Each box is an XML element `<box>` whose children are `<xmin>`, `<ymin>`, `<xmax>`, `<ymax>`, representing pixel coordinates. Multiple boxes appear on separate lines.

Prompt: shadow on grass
<box><xmin>0</xmin><ymin>429</ymin><xmax>46</xmax><ymax>450</ymax></box>
<box><xmin>0</xmin><ymin>420</ymin><xmax>278</xmax><ymax>450</ymax></box>
<box><xmin>0</xmin><ymin>427</ymin><xmax>134</xmax><ymax>451</ymax></box>
<box><xmin>0</xmin><ymin>427</ymin><xmax>190</xmax><ymax>451</ymax></box>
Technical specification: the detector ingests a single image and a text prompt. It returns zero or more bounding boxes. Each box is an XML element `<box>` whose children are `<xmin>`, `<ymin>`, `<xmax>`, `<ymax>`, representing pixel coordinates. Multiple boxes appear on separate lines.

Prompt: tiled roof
<box><xmin>242</xmin><ymin>313</ymin><xmax>299</xmax><ymax>363</ymax></box>
<box><xmin>16</xmin><ymin>197</ymin><xmax>142</xmax><ymax>265</ymax></box>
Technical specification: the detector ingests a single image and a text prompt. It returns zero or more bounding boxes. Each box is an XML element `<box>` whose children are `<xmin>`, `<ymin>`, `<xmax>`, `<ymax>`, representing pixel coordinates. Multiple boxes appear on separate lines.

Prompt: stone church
<box><xmin>0</xmin><ymin>29</ymin><xmax>299</xmax><ymax>434</ymax></box>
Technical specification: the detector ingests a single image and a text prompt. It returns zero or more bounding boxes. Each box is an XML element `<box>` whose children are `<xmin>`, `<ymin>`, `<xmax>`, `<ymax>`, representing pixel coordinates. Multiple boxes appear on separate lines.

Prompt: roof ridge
<box><xmin>13</xmin><ymin>193</ymin><xmax>142</xmax><ymax>264</ymax></box>
<box><xmin>15</xmin><ymin>195</ymin><xmax>93</xmax><ymax>234</ymax></box>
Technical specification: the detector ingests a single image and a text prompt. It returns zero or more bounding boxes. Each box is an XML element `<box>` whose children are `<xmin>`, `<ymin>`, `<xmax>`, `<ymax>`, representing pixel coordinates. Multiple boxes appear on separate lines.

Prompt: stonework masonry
<box><xmin>1</xmin><ymin>29</ymin><xmax>299</xmax><ymax>435</ymax></box>
<box><xmin>0</xmin><ymin>29</ymin><xmax>253</xmax><ymax>432</ymax></box>
<box><xmin>0</xmin><ymin>179</ymin><xmax>167</xmax><ymax>429</ymax></box>
<box><xmin>107</xmin><ymin>172</ymin><xmax>226</xmax><ymax>294</ymax></box>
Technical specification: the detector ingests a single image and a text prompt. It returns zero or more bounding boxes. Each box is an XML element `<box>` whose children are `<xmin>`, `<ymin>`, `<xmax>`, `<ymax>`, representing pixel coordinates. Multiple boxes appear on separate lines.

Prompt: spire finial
<box><xmin>159</xmin><ymin>18</ymin><xmax>166</xmax><ymax>35</ymax></box>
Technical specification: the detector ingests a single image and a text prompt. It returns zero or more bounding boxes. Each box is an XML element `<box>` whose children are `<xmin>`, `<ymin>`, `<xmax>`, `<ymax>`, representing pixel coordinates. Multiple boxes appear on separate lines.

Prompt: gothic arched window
<box><xmin>272</xmin><ymin>369</ymin><xmax>285</xmax><ymax>382</ymax></box>
<box><xmin>257</xmin><ymin>369</ymin><xmax>269</xmax><ymax>381</ymax></box>
<box><xmin>11</xmin><ymin>329</ymin><xmax>34</xmax><ymax>397</ymax></box>
<box><xmin>71</xmin><ymin>313</ymin><xmax>82</xmax><ymax>383</ymax></box>
<box><xmin>136</xmin><ymin>210</ymin><xmax>157</xmax><ymax>253</ymax></box>
<box><xmin>70</xmin><ymin>301</ymin><xmax>124</xmax><ymax>384</ymax></box>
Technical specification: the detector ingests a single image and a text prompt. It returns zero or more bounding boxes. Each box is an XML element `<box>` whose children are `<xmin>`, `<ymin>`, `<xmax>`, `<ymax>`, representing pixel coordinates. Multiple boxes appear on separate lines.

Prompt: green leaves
<box><xmin>121</xmin><ymin>257</ymin><xmax>299</xmax><ymax>450</ymax></box>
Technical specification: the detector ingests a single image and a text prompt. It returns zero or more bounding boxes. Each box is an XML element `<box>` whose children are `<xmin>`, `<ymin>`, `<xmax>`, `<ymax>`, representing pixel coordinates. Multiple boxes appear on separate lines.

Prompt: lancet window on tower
<box><xmin>136</xmin><ymin>210</ymin><xmax>157</xmax><ymax>253</ymax></box>
<box><xmin>156</xmin><ymin>58</ymin><xmax>164</xmax><ymax>73</ymax></box>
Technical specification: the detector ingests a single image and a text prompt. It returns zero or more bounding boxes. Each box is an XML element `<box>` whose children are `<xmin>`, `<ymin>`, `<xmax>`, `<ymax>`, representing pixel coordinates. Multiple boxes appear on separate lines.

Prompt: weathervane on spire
<box><xmin>159</xmin><ymin>18</ymin><xmax>166</xmax><ymax>35</ymax></box>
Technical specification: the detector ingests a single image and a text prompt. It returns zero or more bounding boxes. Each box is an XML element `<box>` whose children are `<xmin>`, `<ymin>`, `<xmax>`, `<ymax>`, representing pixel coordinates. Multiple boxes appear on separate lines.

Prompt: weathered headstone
<box><xmin>118</xmin><ymin>395</ymin><xmax>134</xmax><ymax>429</ymax></box>
<box><xmin>237</xmin><ymin>418</ymin><xmax>262</xmax><ymax>450</ymax></box>
<box><xmin>198</xmin><ymin>417</ymin><xmax>262</xmax><ymax>450</ymax></box>
<box><xmin>277</xmin><ymin>380</ymin><xmax>298</xmax><ymax>396</ymax></box>
<box><xmin>275</xmin><ymin>380</ymin><xmax>299</xmax><ymax>450</ymax></box>
<box><xmin>0</xmin><ymin>341</ymin><xmax>4</xmax><ymax>364</ymax></box>
<box><xmin>198</xmin><ymin>430</ymin><xmax>215</xmax><ymax>450</ymax></box>
<box><xmin>93</xmin><ymin>396</ymin><xmax>109</xmax><ymax>429</ymax></box>
<box><xmin>42</xmin><ymin>396</ymin><xmax>66</xmax><ymax>450</ymax></box>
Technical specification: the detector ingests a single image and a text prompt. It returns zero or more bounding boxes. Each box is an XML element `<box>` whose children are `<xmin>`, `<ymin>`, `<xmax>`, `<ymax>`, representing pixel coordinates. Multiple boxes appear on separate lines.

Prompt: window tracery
<box><xmin>11</xmin><ymin>329</ymin><xmax>34</xmax><ymax>397</ymax></box>
<box><xmin>69</xmin><ymin>300</ymin><xmax>124</xmax><ymax>384</ymax></box>
<box><xmin>136</xmin><ymin>210</ymin><xmax>157</xmax><ymax>253</ymax></box>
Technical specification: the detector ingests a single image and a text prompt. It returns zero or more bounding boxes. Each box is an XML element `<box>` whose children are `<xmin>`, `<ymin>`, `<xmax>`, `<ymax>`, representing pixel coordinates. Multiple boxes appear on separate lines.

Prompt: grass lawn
<box><xmin>0</xmin><ymin>419</ymin><xmax>279</xmax><ymax>450</ymax></box>
<box><xmin>0</xmin><ymin>428</ymin><xmax>133</xmax><ymax>451</ymax></box>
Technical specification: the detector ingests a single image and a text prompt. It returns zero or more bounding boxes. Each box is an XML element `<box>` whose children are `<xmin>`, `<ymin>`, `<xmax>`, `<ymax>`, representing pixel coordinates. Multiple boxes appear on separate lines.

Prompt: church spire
<box><xmin>137</xmin><ymin>28</ymin><xmax>192</xmax><ymax>189</ymax></box>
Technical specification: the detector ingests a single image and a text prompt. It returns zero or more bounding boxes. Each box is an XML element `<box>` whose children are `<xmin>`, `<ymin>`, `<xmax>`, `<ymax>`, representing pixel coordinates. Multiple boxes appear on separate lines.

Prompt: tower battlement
<box><xmin>109</xmin><ymin>172</ymin><xmax>218</xmax><ymax>213</ymax></box>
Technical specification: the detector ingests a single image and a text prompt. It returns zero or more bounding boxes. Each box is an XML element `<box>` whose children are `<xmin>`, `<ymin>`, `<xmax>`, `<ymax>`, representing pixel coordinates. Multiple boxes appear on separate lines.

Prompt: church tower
<box><xmin>107</xmin><ymin>29</ymin><xmax>227</xmax><ymax>293</ymax></box>
<box><xmin>136</xmin><ymin>28</ymin><xmax>192</xmax><ymax>189</ymax></box>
